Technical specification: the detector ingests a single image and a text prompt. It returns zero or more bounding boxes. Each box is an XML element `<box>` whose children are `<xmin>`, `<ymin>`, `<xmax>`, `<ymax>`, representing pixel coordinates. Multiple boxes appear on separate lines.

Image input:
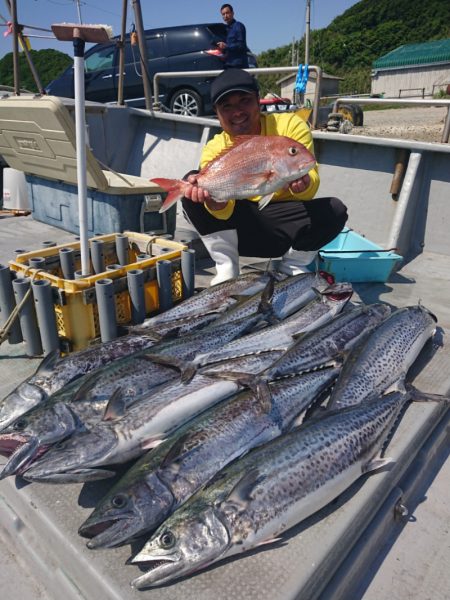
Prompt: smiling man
<box><xmin>182</xmin><ymin>69</ymin><xmax>348</xmax><ymax>285</ymax></box>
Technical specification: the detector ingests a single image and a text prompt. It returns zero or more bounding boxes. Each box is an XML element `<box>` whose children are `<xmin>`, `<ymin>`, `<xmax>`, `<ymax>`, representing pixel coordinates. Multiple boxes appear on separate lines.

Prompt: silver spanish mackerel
<box><xmin>214</xmin><ymin>270</ymin><xmax>333</xmax><ymax>325</ymax></box>
<box><xmin>0</xmin><ymin>271</ymin><xmax>272</xmax><ymax>432</ymax></box>
<box><xmin>327</xmin><ymin>305</ymin><xmax>437</xmax><ymax>409</ymax></box>
<box><xmin>134</xmin><ymin>270</ymin><xmax>275</xmax><ymax>326</ymax></box>
<box><xmin>194</xmin><ymin>283</ymin><xmax>353</xmax><ymax>368</ymax></box>
<box><xmin>78</xmin><ymin>366</ymin><xmax>339</xmax><ymax>548</ymax></box>
<box><xmin>0</xmin><ymin>334</ymin><xmax>158</xmax><ymax>432</ymax></box>
<box><xmin>50</xmin><ymin>310</ymin><xmax>267</xmax><ymax>410</ymax></box>
<box><xmin>260</xmin><ymin>302</ymin><xmax>391</xmax><ymax>379</ymax></box>
<box><xmin>0</xmin><ymin>350</ymin><xmax>284</xmax><ymax>479</ymax></box>
<box><xmin>22</xmin><ymin>350</ymin><xmax>288</xmax><ymax>483</ymax></box>
<box><xmin>130</xmin><ymin>389</ymin><xmax>416</xmax><ymax>589</ymax></box>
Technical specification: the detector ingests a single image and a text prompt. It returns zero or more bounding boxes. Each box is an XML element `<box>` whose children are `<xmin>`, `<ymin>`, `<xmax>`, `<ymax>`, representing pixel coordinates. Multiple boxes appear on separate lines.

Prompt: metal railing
<box><xmin>153</xmin><ymin>65</ymin><xmax>323</xmax><ymax>129</ymax></box>
<box><xmin>332</xmin><ymin>96</ymin><xmax>450</xmax><ymax>143</ymax></box>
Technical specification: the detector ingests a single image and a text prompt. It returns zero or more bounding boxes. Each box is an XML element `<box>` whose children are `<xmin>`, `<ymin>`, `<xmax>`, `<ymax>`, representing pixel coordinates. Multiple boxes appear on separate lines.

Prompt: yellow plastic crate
<box><xmin>9</xmin><ymin>232</ymin><xmax>187</xmax><ymax>352</ymax></box>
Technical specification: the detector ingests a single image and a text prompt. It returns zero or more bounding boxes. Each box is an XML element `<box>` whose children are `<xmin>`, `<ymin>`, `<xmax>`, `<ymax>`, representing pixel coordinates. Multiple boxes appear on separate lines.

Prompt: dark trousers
<box><xmin>181</xmin><ymin>197</ymin><xmax>348</xmax><ymax>258</ymax></box>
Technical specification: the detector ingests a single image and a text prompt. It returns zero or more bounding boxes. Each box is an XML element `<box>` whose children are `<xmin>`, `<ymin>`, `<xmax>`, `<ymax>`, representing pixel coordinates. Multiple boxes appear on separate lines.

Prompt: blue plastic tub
<box><xmin>316</xmin><ymin>228</ymin><xmax>403</xmax><ymax>283</ymax></box>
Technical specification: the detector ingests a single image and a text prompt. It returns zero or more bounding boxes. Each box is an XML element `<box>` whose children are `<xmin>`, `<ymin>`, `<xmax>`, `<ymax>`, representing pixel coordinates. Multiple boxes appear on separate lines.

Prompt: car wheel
<box><xmin>170</xmin><ymin>89</ymin><xmax>203</xmax><ymax>117</ymax></box>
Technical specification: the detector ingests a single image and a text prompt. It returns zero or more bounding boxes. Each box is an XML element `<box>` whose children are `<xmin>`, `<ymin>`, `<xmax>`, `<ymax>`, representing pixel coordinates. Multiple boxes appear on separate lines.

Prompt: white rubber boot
<box><xmin>278</xmin><ymin>248</ymin><xmax>317</xmax><ymax>276</ymax></box>
<box><xmin>201</xmin><ymin>229</ymin><xmax>240</xmax><ymax>285</ymax></box>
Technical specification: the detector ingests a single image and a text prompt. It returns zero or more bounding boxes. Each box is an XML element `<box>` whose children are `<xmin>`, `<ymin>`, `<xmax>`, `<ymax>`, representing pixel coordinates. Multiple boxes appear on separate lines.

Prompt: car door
<box><xmin>83</xmin><ymin>43</ymin><xmax>117</xmax><ymax>103</ymax></box>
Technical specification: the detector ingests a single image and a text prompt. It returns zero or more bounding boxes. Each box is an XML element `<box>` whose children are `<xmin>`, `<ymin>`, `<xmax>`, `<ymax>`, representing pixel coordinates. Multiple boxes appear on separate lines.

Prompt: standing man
<box><xmin>217</xmin><ymin>4</ymin><xmax>249</xmax><ymax>69</ymax></box>
<box><xmin>182</xmin><ymin>69</ymin><xmax>348</xmax><ymax>285</ymax></box>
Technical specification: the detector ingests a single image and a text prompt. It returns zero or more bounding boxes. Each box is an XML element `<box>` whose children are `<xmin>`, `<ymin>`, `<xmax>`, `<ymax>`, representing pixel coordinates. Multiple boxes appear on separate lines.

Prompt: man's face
<box><xmin>221</xmin><ymin>7</ymin><xmax>234</xmax><ymax>24</ymax></box>
<box><xmin>215</xmin><ymin>92</ymin><xmax>261</xmax><ymax>137</ymax></box>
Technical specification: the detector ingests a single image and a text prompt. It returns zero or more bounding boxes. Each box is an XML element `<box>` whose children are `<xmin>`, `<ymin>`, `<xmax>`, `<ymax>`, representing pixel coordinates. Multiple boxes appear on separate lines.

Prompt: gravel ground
<box><xmin>349</xmin><ymin>106</ymin><xmax>448</xmax><ymax>143</ymax></box>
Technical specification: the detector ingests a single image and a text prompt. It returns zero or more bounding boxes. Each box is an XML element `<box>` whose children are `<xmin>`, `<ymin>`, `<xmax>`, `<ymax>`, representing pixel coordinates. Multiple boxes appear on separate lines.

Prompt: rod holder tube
<box><xmin>115</xmin><ymin>234</ymin><xmax>129</xmax><ymax>266</ymax></box>
<box><xmin>90</xmin><ymin>239</ymin><xmax>105</xmax><ymax>274</ymax></box>
<box><xmin>95</xmin><ymin>278</ymin><xmax>117</xmax><ymax>342</ymax></box>
<box><xmin>156</xmin><ymin>259</ymin><xmax>173</xmax><ymax>313</ymax></box>
<box><xmin>28</xmin><ymin>256</ymin><xmax>46</xmax><ymax>271</ymax></box>
<box><xmin>106</xmin><ymin>264</ymin><xmax>122</xmax><ymax>271</ymax></box>
<box><xmin>137</xmin><ymin>253</ymin><xmax>151</xmax><ymax>262</ymax></box>
<box><xmin>74</xmin><ymin>270</ymin><xmax>85</xmax><ymax>280</ymax></box>
<box><xmin>127</xmin><ymin>269</ymin><xmax>146</xmax><ymax>324</ymax></box>
<box><xmin>12</xmin><ymin>277</ymin><xmax>43</xmax><ymax>356</ymax></box>
<box><xmin>31</xmin><ymin>279</ymin><xmax>60</xmax><ymax>355</ymax></box>
<box><xmin>59</xmin><ymin>248</ymin><xmax>75</xmax><ymax>280</ymax></box>
<box><xmin>42</xmin><ymin>241</ymin><xmax>57</xmax><ymax>248</ymax></box>
<box><xmin>181</xmin><ymin>249</ymin><xmax>195</xmax><ymax>299</ymax></box>
<box><xmin>0</xmin><ymin>264</ymin><xmax>23</xmax><ymax>344</ymax></box>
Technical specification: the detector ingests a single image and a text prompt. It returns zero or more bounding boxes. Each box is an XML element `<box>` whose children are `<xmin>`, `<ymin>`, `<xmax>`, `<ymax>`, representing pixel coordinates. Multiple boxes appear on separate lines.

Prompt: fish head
<box><xmin>22</xmin><ymin>428</ymin><xmax>118</xmax><ymax>483</ymax></box>
<box><xmin>131</xmin><ymin>506</ymin><xmax>230</xmax><ymax>589</ymax></box>
<box><xmin>320</xmin><ymin>282</ymin><xmax>353</xmax><ymax>310</ymax></box>
<box><xmin>271</xmin><ymin>137</ymin><xmax>316</xmax><ymax>182</ymax></box>
<box><xmin>0</xmin><ymin>382</ymin><xmax>48</xmax><ymax>431</ymax></box>
<box><xmin>0</xmin><ymin>402</ymin><xmax>83</xmax><ymax>478</ymax></box>
<box><xmin>79</xmin><ymin>472</ymin><xmax>175</xmax><ymax>549</ymax></box>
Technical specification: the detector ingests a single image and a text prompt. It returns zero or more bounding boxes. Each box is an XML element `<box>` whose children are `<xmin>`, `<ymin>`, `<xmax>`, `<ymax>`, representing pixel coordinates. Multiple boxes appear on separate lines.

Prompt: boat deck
<box><xmin>0</xmin><ymin>212</ymin><xmax>449</xmax><ymax>600</ymax></box>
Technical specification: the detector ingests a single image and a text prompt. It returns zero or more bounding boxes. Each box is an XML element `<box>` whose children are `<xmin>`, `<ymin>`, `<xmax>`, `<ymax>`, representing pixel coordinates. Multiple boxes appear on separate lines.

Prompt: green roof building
<box><xmin>371</xmin><ymin>38</ymin><xmax>450</xmax><ymax>98</ymax></box>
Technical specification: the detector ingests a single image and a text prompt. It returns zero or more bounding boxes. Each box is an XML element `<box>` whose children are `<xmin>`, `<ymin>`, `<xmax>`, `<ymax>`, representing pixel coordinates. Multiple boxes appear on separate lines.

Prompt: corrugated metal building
<box><xmin>371</xmin><ymin>38</ymin><xmax>450</xmax><ymax>98</ymax></box>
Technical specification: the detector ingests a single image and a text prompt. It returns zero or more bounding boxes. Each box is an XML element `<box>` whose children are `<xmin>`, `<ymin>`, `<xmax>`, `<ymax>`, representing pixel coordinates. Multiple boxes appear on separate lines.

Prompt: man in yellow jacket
<box><xmin>182</xmin><ymin>68</ymin><xmax>347</xmax><ymax>285</ymax></box>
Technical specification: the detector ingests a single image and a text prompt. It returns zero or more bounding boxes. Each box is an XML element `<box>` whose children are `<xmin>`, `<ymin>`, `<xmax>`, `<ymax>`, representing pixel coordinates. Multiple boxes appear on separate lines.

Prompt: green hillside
<box><xmin>257</xmin><ymin>0</ymin><xmax>450</xmax><ymax>96</ymax></box>
<box><xmin>0</xmin><ymin>49</ymin><xmax>71</xmax><ymax>92</ymax></box>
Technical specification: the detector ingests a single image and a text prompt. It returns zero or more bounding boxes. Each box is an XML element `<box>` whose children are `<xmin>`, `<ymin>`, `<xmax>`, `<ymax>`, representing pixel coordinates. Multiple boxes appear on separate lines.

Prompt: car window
<box><xmin>207</xmin><ymin>24</ymin><xmax>227</xmax><ymax>43</ymax></box>
<box><xmin>123</xmin><ymin>35</ymin><xmax>165</xmax><ymax>63</ymax></box>
<box><xmin>84</xmin><ymin>45</ymin><xmax>115</xmax><ymax>73</ymax></box>
<box><xmin>165</xmin><ymin>27</ymin><xmax>210</xmax><ymax>56</ymax></box>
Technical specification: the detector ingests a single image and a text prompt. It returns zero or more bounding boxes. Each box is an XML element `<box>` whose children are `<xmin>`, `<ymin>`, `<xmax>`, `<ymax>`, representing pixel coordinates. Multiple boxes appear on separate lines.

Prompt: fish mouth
<box><xmin>0</xmin><ymin>433</ymin><xmax>29</xmax><ymax>457</ymax></box>
<box><xmin>79</xmin><ymin>513</ymin><xmax>137</xmax><ymax>548</ymax></box>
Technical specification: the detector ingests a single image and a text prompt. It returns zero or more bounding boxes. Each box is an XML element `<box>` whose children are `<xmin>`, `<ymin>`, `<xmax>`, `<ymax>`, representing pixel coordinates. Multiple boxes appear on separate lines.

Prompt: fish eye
<box><xmin>288</xmin><ymin>147</ymin><xmax>298</xmax><ymax>155</ymax></box>
<box><xmin>160</xmin><ymin>530</ymin><xmax>176</xmax><ymax>549</ymax></box>
<box><xmin>13</xmin><ymin>418</ymin><xmax>28</xmax><ymax>431</ymax></box>
<box><xmin>111</xmin><ymin>494</ymin><xmax>128</xmax><ymax>509</ymax></box>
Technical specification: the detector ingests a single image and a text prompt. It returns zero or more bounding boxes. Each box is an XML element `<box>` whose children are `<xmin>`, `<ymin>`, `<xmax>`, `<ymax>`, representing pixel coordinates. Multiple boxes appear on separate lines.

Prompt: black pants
<box><xmin>182</xmin><ymin>196</ymin><xmax>348</xmax><ymax>258</ymax></box>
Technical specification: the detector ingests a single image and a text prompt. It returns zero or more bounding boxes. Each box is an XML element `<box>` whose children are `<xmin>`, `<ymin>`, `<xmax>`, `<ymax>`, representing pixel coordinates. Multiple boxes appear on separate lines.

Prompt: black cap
<box><xmin>211</xmin><ymin>68</ymin><xmax>259</xmax><ymax>104</ymax></box>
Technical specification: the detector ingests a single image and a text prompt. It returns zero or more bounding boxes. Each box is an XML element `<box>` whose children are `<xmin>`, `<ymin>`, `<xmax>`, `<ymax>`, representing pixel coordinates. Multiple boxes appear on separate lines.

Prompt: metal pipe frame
<box><xmin>332</xmin><ymin>97</ymin><xmax>450</xmax><ymax>143</ymax></box>
<box><xmin>153</xmin><ymin>66</ymin><xmax>323</xmax><ymax>129</ymax></box>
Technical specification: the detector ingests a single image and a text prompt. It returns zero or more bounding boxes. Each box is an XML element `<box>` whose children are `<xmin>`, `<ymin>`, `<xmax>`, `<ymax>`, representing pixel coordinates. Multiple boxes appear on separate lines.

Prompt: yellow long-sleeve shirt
<box><xmin>199</xmin><ymin>111</ymin><xmax>320</xmax><ymax>220</ymax></box>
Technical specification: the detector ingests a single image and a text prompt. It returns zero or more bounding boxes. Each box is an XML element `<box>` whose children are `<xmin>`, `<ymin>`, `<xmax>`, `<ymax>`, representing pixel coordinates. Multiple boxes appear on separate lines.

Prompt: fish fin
<box><xmin>141</xmin><ymin>438</ymin><xmax>165</xmax><ymax>450</ymax></box>
<box><xmin>257</xmin><ymin>277</ymin><xmax>275</xmax><ymax>314</ymax></box>
<box><xmin>255</xmin><ymin>381</ymin><xmax>273</xmax><ymax>413</ymax></box>
<box><xmin>151</xmin><ymin>178</ymin><xmax>185</xmax><ymax>213</ymax></box>
<box><xmin>140</xmin><ymin>353</ymin><xmax>186</xmax><ymax>372</ymax></box>
<box><xmin>102</xmin><ymin>388</ymin><xmax>127</xmax><ymax>421</ymax></box>
<box><xmin>225</xmin><ymin>468</ymin><xmax>266</xmax><ymax>509</ymax></box>
<box><xmin>408</xmin><ymin>385</ymin><xmax>450</xmax><ymax>404</ymax></box>
<box><xmin>202</xmin><ymin>369</ymin><xmax>255</xmax><ymax>388</ymax></box>
<box><xmin>180</xmin><ymin>363</ymin><xmax>197</xmax><ymax>383</ymax></box>
<box><xmin>258</xmin><ymin>193</ymin><xmax>274</xmax><ymax>211</ymax></box>
<box><xmin>35</xmin><ymin>348</ymin><xmax>60</xmax><ymax>375</ymax></box>
<box><xmin>160</xmin><ymin>432</ymin><xmax>191</xmax><ymax>468</ymax></box>
<box><xmin>255</xmin><ymin>537</ymin><xmax>283</xmax><ymax>548</ymax></box>
<box><xmin>71</xmin><ymin>373</ymin><xmax>97</xmax><ymax>402</ymax></box>
<box><xmin>363</xmin><ymin>456</ymin><xmax>395</xmax><ymax>474</ymax></box>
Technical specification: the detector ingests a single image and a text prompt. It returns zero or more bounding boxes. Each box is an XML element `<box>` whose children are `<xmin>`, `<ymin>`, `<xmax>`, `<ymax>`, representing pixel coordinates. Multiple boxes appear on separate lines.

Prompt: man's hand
<box><xmin>217</xmin><ymin>41</ymin><xmax>226</xmax><ymax>50</ymax></box>
<box><xmin>185</xmin><ymin>173</ymin><xmax>228</xmax><ymax>211</ymax></box>
<box><xmin>287</xmin><ymin>173</ymin><xmax>311</xmax><ymax>194</ymax></box>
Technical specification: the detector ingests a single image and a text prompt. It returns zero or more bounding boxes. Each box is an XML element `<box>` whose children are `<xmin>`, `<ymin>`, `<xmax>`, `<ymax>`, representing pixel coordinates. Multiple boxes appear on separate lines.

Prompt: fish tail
<box><xmin>151</xmin><ymin>178</ymin><xmax>185</xmax><ymax>213</ymax></box>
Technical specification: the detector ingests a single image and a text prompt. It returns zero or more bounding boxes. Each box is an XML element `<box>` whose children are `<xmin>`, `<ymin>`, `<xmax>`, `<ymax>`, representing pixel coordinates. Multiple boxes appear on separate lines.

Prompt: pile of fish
<box><xmin>0</xmin><ymin>269</ymin><xmax>443</xmax><ymax>590</ymax></box>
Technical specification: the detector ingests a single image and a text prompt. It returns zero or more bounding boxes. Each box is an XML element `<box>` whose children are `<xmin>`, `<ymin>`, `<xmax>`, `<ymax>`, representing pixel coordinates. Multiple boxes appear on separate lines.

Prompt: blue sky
<box><xmin>0</xmin><ymin>1</ymin><xmax>360</xmax><ymax>59</ymax></box>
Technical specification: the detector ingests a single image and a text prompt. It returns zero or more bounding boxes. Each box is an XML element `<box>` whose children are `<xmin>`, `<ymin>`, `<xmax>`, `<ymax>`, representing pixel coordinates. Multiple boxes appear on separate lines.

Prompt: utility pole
<box><xmin>75</xmin><ymin>0</ymin><xmax>83</xmax><ymax>24</ymax></box>
<box><xmin>305</xmin><ymin>0</ymin><xmax>310</xmax><ymax>65</ymax></box>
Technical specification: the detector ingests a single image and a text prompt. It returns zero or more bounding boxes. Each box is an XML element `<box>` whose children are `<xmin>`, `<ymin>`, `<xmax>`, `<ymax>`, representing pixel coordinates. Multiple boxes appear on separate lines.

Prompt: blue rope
<box><xmin>295</xmin><ymin>64</ymin><xmax>309</xmax><ymax>94</ymax></box>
